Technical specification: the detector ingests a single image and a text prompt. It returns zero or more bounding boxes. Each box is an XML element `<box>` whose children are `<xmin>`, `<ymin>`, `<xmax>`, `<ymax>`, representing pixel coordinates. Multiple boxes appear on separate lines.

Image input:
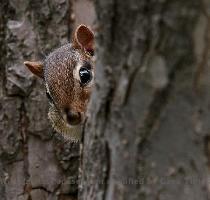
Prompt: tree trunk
<box><xmin>0</xmin><ymin>1</ymin><xmax>80</xmax><ymax>200</ymax></box>
<box><xmin>80</xmin><ymin>0</ymin><xmax>210</xmax><ymax>199</ymax></box>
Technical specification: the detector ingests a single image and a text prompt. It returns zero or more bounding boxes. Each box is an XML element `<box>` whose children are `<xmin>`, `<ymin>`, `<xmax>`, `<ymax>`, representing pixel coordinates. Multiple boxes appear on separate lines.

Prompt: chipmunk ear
<box><xmin>73</xmin><ymin>24</ymin><xmax>94</xmax><ymax>55</ymax></box>
<box><xmin>24</xmin><ymin>61</ymin><xmax>44</xmax><ymax>78</ymax></box>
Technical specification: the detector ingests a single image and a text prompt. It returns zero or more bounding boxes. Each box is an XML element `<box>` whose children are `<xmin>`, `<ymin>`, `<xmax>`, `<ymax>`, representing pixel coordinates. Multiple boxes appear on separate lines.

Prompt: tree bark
<box><xmin>0</xmin><ymin>1</ymin><xmax>80</xmax><ymax>200</ymax></box>
<box><xmin>80</xmin><ymin>0</ymin><xmax>210</xmax><ymax>199</ymax></box>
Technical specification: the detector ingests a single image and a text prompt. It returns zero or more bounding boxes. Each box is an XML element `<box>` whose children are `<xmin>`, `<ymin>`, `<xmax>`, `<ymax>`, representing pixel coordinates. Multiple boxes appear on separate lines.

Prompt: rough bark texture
<box><xmin>80</xmin><ymin>0</ymin><xmax>210</xmax><ymax>199</ymax></box>
<box><xmin>0</xmin><ymin>1</ymin><xmax>82</xmax><ymax>199</ymax></box>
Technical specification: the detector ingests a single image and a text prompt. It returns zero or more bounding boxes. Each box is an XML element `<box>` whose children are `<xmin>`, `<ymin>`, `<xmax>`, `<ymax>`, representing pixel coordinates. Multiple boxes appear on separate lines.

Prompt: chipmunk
<box><xmin>24</xmin><ymin>25</ymin><xmax>94</xmax><ymax>141</ymax></box>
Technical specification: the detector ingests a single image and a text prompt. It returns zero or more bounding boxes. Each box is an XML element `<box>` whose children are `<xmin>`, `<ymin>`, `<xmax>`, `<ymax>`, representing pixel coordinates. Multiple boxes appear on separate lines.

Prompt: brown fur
<box><xmin>24</xmin><ymin>25</ymin><xmax>94</xmax><ymax>141</ymax></box>
<box><xmin>44</xmin><ymin>44</ymin><xmax>92</xmax><ymax>113</ymax></box>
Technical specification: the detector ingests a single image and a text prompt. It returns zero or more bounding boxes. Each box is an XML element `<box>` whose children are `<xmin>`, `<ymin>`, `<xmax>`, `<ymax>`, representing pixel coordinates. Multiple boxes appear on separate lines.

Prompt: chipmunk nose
<box><xmin>65</xmin><ymin>109</ymin><xmax>82</xmax><ymax>125</ymax></box>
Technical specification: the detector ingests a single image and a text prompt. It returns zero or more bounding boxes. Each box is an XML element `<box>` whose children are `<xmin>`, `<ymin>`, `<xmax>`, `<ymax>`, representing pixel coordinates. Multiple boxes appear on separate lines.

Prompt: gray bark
<box><xmin>0</xmin><ymin>1</ymin><xmax>79</xmax><ymax>199</ymax></box>
<box><xmin>80</xmin><ymin>0</ymin><xmax>210</xmax><ymax>200</ymax></box>
<box><xmin>1</xmin><ymin>0</ymin><xmax>210</xmax><ymax>199</ymax></box>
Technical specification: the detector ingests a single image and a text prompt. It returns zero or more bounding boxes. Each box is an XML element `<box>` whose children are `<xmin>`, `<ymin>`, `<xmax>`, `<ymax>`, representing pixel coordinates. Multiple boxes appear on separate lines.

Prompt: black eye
<box><xmin>79</xmin><ymin>67</ymin><xmax>92</xmax><ymax>85</ymax></box>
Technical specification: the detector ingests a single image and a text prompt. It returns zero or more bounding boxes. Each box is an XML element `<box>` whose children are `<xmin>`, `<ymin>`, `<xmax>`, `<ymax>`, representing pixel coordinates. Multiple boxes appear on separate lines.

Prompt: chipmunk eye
<box><xmin>79</xmin><ymin>67</ymin><xmax>92</xmax><ymax>85</ymax></box>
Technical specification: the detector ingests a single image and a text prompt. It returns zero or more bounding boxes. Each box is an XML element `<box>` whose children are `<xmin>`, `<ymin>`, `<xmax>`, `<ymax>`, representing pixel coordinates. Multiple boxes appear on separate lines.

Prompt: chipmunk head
<box><xmin>24</xmin><ymin>25</ymin><xmax>94</xmax><ymax>141</ymax></box>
